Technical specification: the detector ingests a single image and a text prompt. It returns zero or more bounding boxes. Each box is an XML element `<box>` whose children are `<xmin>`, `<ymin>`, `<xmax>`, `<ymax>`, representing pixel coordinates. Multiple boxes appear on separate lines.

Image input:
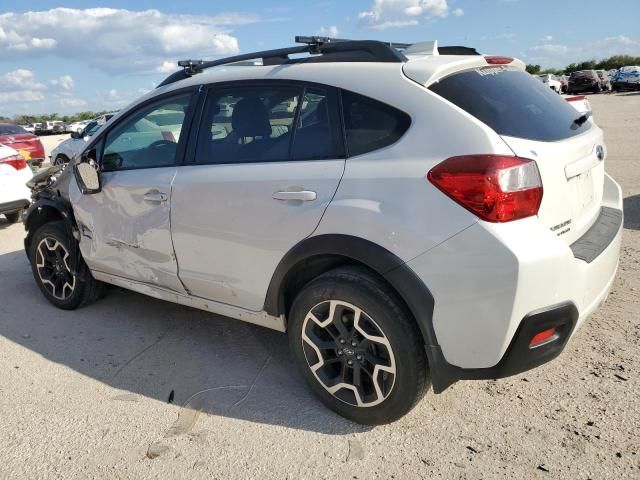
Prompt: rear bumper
<box><xmin>407</xmin><ymin>173</ymin><xmax>622</xmax><ymax>389</ymax></box>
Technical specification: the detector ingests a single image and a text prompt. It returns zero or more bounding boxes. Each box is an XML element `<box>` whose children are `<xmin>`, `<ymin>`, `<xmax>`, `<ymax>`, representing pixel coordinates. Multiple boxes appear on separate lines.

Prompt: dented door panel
<box><xmin>70</xmin><ymin>166</ymin><xmax>186</xmax><ymax>293</ymax></box>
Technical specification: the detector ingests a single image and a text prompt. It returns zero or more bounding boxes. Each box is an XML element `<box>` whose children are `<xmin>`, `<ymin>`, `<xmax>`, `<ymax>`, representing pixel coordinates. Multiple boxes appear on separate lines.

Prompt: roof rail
<box><xmin>157</xmin><ymin>35</ymin><xmax>478</xmax><ymax>88</ymax></box>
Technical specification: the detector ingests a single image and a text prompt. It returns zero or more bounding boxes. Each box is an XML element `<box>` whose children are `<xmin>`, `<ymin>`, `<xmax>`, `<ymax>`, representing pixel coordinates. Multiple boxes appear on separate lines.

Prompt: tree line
<box><xmin>0</xmin><ymin>110</ymin><xmax>117</xmax><ymax>126</ymax></box>
<box><xmin>526</xmin><ymin>54</ymin><xmax>640</xmax><ymax>76</ymax></box>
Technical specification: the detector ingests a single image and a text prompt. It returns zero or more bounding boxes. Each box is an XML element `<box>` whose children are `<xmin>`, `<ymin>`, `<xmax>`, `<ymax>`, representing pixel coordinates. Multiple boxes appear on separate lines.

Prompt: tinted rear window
<box><xmin>429</xmin><ymin>68</ymin><xmax>591</xmax><ymax>141</ymax></box>
<box><xmin>341</xmin><ymin>90</ymin><xmax>411</xmax><ymax>157</ymax></box>
<box><xmin>571</xmin><ymin>71</ymin><xmax>591</xmax><ymax>78</ymax></box>
<box><xmin>0</xmin><ymin>124</ymin><xmax>27</xmax><ymax>135</ymax></box>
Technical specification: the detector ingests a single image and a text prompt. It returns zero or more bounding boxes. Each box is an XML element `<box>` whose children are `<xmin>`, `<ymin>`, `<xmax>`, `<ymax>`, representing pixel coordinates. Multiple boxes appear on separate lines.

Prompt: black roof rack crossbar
<box><xmin>157</xmin><ymin>35</ymin><xmax>477</xmax><ymax>88</ymax></box>
<box><xmin>158</xmin><ymin>35</ymin><xmax>410</xmax><ymax>88</ymax></box>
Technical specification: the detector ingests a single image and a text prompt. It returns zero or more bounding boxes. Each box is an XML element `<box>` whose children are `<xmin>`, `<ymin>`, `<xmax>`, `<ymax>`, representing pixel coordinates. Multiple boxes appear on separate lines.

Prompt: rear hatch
<box><xmin>570</xmin><ymin>71</ymin><xmax>596</xmax><ymax>88</ymax></box>
<box><xmin>423</xmin><ymin>66</ymin><xmax>604</xmax><ymax>244</ymax></box>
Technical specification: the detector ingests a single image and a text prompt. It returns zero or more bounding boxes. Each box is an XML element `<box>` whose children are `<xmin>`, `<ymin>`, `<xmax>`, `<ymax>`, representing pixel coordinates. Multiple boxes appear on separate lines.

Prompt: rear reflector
<box><xmin>529</xmin><ymin>327</ymin><xmax>558</xmax><ymax>348</ymax></box>
<box><xmin>485</xmin><ymin>56</ymin><xmax>513</xmax><ymax>65</ymax></box>
<box><xmin>427</xmin><ymin>155</ymin><xmax>543</xmax><ymax>222</ymax></box>
<box><xmin>565</xmin><ymin>95</ymin><xmax>586</xmax><ymax>102</ymax></box>
<box><xmin>0</xmin><ymin>154</ymin><xmax>27</xmax><ymax>170</ymax></box>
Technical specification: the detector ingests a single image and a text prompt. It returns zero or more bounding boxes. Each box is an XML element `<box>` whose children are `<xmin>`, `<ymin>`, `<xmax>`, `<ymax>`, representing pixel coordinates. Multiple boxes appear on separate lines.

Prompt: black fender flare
<box><xmin>263</xmin><ymin>234</ymin><xmax>460</xmax><ymax>392</ymax></box>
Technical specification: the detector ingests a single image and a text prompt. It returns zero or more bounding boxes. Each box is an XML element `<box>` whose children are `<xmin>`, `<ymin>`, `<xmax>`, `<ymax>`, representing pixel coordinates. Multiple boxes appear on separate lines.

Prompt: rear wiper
<box><xmin>571</xmin><ymin>111</ymin><xmax>592</xmax><ymax>129</ymax></box>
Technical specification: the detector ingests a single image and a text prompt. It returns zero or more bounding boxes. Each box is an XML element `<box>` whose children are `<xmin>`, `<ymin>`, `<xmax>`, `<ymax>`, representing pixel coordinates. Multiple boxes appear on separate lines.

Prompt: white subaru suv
<box><xmin>23</xmin><ymin>37</ymin><xmax>623</xmax><ymax>424</ymax></box>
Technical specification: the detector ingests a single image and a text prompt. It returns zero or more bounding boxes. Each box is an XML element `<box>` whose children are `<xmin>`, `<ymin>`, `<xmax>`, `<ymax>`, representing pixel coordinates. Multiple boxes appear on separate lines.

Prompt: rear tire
<box><xmin>4</xmin><ymin>211</ymin><xmax>22</xmax><ymax>223</ymax></box>
<box><xmin>29</xmin><ymin>221</ymin><xmax>104</xmax><ymax>310</ymax></box>
<box><xmin>288</xmin><ymin>266</ymin><xmax>429</xmax><ymax>425</ymax></box>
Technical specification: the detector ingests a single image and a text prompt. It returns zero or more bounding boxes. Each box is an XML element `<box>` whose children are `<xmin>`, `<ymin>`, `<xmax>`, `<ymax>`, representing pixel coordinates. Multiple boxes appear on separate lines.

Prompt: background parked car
<box><xmin>0</xmin><ymin>123</ymin><xmax>46</xmax><ymax>166</ymax></box>
<box><xmin>0</xmin><ymin>143</ymin><xmax>32</xmax><ymax>223</ymax></box>
<box><xmin>20</xmin><ymin>125</ymin><xmax>35</xmax><ymax>134</ymax></box>
<box><xmin>612</xmin><ymin>66</ymin><xmax>640</xmax><ymax>91</ymax></box>
<box><xmin>567</xmin><ymin>70</ymin><xmax>601</xmax><ymax>94</ymax></box>
<box><xmin>558</xmin><ymin>75</ymin><xmax>569</xmax><ymax>93</ymax></box>
<box><xmin>595</xmin><ymin>70</ymin><xmax>612</xmax><ymax>92</ymax></box>
<box><xmin>537</xmin><ymin>74</ymin><xmax>562</xmax><ymax>93</ymax></box>
<box><xmin>51</xmin><ymin>120</ymin><xmax>104</xmax><ymax>165</ymax></box>
<box><xmin>66</xmin><ymin>120</ymin><xmax>89</xmax><ymax>134</ymax></box>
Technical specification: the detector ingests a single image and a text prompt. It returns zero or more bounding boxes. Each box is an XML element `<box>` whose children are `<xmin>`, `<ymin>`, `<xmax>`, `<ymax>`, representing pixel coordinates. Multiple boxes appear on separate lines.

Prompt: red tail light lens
<box><xmin>0</xmin><ymin>154</ymin><xmax>27</xmax><ymax>170</ymax></box>
<box><xmin>565</xmin><ymin>95</ymin><xmax>586</xmax><ymax>102</ymax></box>
<box><xmin>529</xmin><ymin>327</ymin><xmax>558</xmax><ymax>348</ymax></box>
<box><xmin>427</xmin><ymin>155</ymin><xmax>543</xmax><ymax>222</ymax></box>
<box><xmin>485</xmin><ymin>56</ymin><xmax>513</xmax><ymax>65</ymax></box>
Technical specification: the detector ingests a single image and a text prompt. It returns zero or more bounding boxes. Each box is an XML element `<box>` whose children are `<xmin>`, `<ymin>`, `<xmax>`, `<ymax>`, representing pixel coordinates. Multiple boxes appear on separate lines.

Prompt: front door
<box><xmin>72</xmin><ymin>91</ymin><xmax>196</xmax><ymax>292</ymax></box>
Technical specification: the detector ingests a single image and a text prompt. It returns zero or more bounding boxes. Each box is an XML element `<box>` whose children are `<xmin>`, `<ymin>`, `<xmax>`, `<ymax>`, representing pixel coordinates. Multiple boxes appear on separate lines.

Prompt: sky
<box><xmin>0</xmin><ymin>0</ymin><xmax>638</xmax><ymax>117</ymax></box>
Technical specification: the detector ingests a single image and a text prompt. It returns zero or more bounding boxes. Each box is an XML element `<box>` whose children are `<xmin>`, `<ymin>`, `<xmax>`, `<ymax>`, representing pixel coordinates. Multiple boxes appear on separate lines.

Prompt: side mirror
<box><xmin>70</xmin><ymin>131</ymin><xmax>81</xmax><ymax>139</ymax></box>
<box><xmin>74</xmin><ymin>149</ymin><xmax>101</xmax><ymax>194</ymax></box>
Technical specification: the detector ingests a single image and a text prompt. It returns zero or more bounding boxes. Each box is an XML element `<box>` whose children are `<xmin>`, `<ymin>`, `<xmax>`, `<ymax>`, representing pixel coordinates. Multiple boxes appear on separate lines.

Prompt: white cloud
<box><xmin>318</xmin><ymin>25</ymin><xmax>340</xmax><ymax>37</ymax></box>
<box><xmin>541</xmin><ymin>35</ymin><xmax>553</xmax><ymax>41</ymax></box>
<box><xmin>156</xmin><ymin>61</ymin><xmax>178</xmax><ymax>73</ymax></box>
<box><xmin>530</xmin><ymin>44</ymin><xmax>570</xmax><ymax>56</ymax></box>
<box><xmin>60</xmin><ymin>98</ymin><xmax>88</xmax><ymax>108</ymax></box>
<box><xmin>51</xmin><ymin>75</ymin><xmax>74</xmax><ymax>91</ymax></box>
<box><xmin>497</xmin><ymin>33</ymin><xmax>516</xmax><ymax>39</ymax></box>
<box><xmin>0</xmin><ymin>90</ymin><xmax>45</xmax><ymax>103</ymax></box>
<box><xmin>358</xmin><ymin>0</ymin><xmax>459</xmax><ymax>29</ymax></box>
<box><xmin>525</xmin><ymin>34</ymin><xmax>639</xmax><ymax>69</ymax></box>
<box><xmin>0</xmin><ymin>8</ymin><xmax>260</xmax><ymax>74</ymax></box>
<box><xmin>0</xmin><ymin>69</ymin><xmax>45</xmax><ymax>92</ymax></box>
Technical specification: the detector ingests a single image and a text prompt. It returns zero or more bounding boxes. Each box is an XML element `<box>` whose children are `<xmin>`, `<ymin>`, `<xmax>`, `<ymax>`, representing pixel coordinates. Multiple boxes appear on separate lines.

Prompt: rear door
<box><xmin>428</xmin><ymin>67</ymin><xmax>603</xmax><ymax>244</ymax></box>
<box><xmin>170</xmin><ymin>82</ymin><xmax>346</xmax><ymax>310</ymax></box>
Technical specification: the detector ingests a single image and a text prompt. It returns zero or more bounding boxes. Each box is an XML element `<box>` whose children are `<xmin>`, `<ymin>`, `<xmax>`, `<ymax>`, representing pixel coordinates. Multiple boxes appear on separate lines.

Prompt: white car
<box><xmin>21</xmin><ymin>125</ymin><xmax>36</xmax><ymax>134</ymax></box>
<box><xmin>51</xmin><ymin>120</ymin><xmax>103</xmax><ymax>165</ymax></box>
<box><xmin>0</xmin><ymin>143</ymin><xmax>32</xmax><ymax>223</ymax></box>
<box><xmin>537</xmin><ymin>74</ymin><xmax>562</xmax><ymax>93</ymax></box>
<box><xmin>66</xmin><ymin>121</ymin><xmax>89</xmax><ymax>134</ymax></box>
<box><xmin>23</xmin><ymin>36</ymin><xmax>622</xmax><ymax>424</ymax></box>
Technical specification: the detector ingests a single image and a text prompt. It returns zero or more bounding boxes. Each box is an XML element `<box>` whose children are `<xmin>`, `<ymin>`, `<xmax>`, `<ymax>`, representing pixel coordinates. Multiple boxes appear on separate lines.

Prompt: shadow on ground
<box><xmin>623</xmin><ymin>194</ymin><xmax>640</xmax><ymax>230</ymax></box>
<box><xmin>0</xmin><ymin>247</ymin><xmax>367</xmax><ymax>435</ymax></box>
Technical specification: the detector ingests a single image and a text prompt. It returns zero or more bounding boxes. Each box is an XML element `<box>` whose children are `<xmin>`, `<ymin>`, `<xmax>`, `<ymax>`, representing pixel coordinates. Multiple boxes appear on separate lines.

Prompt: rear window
<box><xmin>341</xmin><ymin>90</ymin><xmax>411</xmax><ymax>157</ymax></box>
<box><xmin>571</xmin><ymin>71</ymin><xmax>591</xmax><ymax>78</ymax></box>
<box><xmin>429</xmin><ymin>68</ymin><xmax>591</xmax><ymax>142</ymax></box>
<box><xmin>0</xmin><ymin>124</ymin><xmax>27</xmax><ymax>135</ymax></box>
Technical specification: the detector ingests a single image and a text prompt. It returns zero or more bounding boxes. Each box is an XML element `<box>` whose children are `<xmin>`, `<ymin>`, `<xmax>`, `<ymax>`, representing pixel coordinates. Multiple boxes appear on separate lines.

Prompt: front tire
<box><xmin>288</xmin><ymin>267</ymin><xmax>428</xmax><ymax>424</ymax></box>
<box><xmin>29</xmin><ymin>221</ymin><xmax>103</xmax><ymax>310</ymax></box>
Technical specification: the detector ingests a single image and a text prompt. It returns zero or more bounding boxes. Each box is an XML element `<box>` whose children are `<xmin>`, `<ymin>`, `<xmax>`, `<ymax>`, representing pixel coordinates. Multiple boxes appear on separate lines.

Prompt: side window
<box><xmin>341</xmin><ymin>90</ymin><xmax>411</xmax><ymax>157</ymax></box>
<box><xmin>195</xmin><ymin>85</ymin><xmax>302</xmax><ymax>164</ymax></box>
<box><xmin>291</xmin><ymin>88</ymin><xmax>344</xmax><ymax>160</ymax></box>
<box><xmin>102</xmin><ymin>93</ymin><xmax>191</xmax><ymax>171</ymax></box>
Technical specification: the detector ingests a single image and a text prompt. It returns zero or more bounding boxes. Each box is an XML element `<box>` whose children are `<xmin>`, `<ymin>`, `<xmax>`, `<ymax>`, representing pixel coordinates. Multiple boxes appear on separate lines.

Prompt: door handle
<box><xmin>143</xmin><ymin>190</ymin><xmax>168</xmax><ymax>203</ymax></box>
<box><xmin>272</xmin><ymin>190</ymin><xmax>317</xmax><ymax>201</ymax></box>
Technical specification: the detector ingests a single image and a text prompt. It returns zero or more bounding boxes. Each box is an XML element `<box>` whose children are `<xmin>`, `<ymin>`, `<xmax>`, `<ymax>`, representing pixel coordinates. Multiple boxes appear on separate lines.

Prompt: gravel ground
<box><xmin>0</xmin><ymin>93</ymin><xmax>638</xmax><ymax>479</ymax></box>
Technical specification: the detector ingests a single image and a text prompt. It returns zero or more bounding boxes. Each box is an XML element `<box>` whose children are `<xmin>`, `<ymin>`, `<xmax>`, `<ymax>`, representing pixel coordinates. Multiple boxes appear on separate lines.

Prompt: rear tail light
<box><xmin>529</xmin><ymin>327</ymin><xmax>559</xmax><ymax>348</ymax></box>
<box><xmin>427</xmin><ymin>155</ymin><xmax>543</xmax><ymax>222</ymax></box>
<box><xmin>565</xmin><ymin>95</ymin><xmax>586</xmax><ymax>102</ymax></box>
<box><xmin>485</xmin><ymin>56</ymin><xmax>513</xmax><ymax>65</ymax></box>
<box><xmin>0</xmin><ymin>154</ymin><xmax>27</xmax><ymax>170</ymax></box>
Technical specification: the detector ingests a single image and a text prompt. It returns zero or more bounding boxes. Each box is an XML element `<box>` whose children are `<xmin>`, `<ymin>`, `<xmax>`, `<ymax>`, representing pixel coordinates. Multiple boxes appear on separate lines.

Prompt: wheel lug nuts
<box><xmin>337</xmin><ymin>349</ymin><xmax>343</xmax><ymax>355</ymax></box>
<box><xmin>356</xmin><ymin>354</ymin><xmax>362</xmax><ymax>360</ymax></box>
<box><xmin>351</xmin><ymin>341</ymin><xmax>357</xmax><ymax>347</ymax></box>
<box><xmin>347</xmin><ymin>360</ymin><xmax>353</xmax><ymax>366</ymax></box>
<box><xmin>339</xmin><ymin>339</ymin><xmax>346</xmax><ymax>344</ymax></box>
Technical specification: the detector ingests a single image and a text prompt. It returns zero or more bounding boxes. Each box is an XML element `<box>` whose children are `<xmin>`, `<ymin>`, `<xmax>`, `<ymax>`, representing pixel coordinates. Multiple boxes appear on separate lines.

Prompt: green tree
<box><xmin>526</xmin><ymin>64</ymin><xmax>541</xmax><ymax>74</ymax></box>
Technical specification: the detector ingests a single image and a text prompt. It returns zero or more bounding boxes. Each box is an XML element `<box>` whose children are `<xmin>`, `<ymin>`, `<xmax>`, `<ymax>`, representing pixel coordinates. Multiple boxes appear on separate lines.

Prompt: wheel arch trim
<box><xmin>262</xmin><ymin>234</ymin><xmax>457</xmax><ymax>389</ymax></box>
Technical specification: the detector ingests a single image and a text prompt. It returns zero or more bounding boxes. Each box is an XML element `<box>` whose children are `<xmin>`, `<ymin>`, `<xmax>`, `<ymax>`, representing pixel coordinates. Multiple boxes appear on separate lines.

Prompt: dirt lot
<box><xmin>1</xmin><ymin>93</ymin><xmax>638</xmax><ymax>479</ymax></box>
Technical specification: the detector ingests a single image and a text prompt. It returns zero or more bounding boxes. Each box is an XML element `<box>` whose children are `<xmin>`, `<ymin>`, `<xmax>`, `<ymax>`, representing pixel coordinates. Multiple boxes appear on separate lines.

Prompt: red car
<box><xmin>0</xmin><ymin>123</ymin><xmax>46</xmax><ymax>166</ymax></box>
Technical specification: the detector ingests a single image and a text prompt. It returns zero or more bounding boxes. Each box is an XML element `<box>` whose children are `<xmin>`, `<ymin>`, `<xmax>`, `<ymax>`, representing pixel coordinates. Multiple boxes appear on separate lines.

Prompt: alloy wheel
<box><xmin>35</xmin><ymin>237</ymin><xmax>76</xmax><ymax>300</ymax></box>
<box><xmin>301</xmin><ymin>300</ymin><xmax>396</xmax><ymax>407</ymax></box>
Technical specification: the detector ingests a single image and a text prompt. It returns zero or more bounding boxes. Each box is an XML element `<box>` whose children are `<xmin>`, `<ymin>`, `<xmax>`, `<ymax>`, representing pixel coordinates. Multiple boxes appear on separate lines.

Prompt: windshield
<box><xmin>0</xmin><ymin>124</ymin><xmax>28</xmax><ymax>135</ymax></box>
<box><xmin>429</xmin><ymin>68</ymin><xmax>591</xmax><ymax>142</ymax></box>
